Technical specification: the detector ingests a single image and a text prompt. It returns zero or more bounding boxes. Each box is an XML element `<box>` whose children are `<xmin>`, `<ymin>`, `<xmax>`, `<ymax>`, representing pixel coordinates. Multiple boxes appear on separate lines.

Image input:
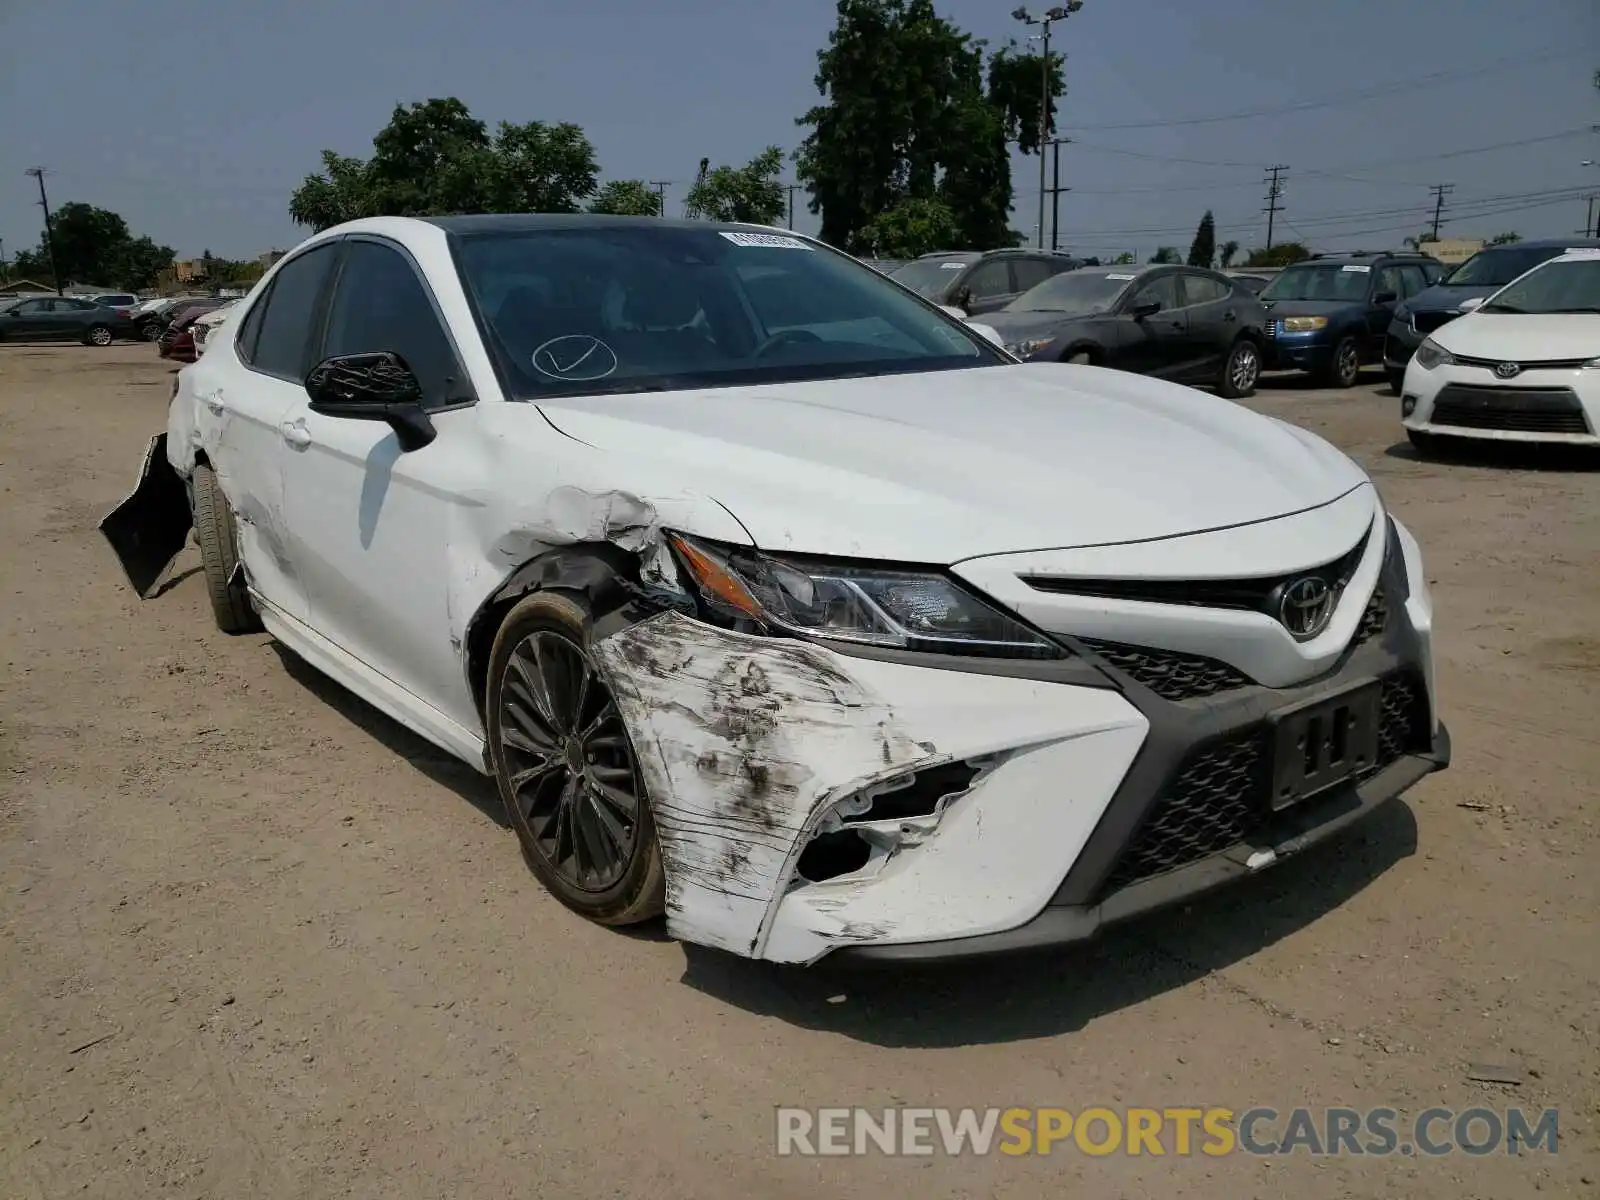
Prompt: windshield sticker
<box><xmin>531</xmin><ymin>335</ymin><xmax>619</xmax><ymax>382</ymax></box>
<box><xmin>1105</xmin><ymin>272</ymin><xmax>1137</xmax><ymax>280</ymax></box>
<box><xmin>940</xmin><ymin>262</ymin><xmax>966</xmax><ymax>269</ymax></box>
<box><xmin>1565</xmin><ymin>247</ymin><xmax>1600</xmax><ymax>256</ymax></box>
<box><xmin>719</xmin><ymin>231</ymin><xmax>811</xmax><ymax>250</ymax></box>
<box><xmin>1341</xmin><ymin>264</ymin><xmax>1371</xmax><ymax>273</ymax></box>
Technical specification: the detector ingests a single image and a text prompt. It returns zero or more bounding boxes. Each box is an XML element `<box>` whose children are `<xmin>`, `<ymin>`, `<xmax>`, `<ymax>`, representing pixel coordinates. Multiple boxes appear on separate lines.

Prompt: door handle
<box><xmin>202</xmin><ymin>390</ymin><xmax>226</xmax><ymax>415</ymax></box>
<box><xmin>1223</xmin><ymin>310</ymin><xmax>1237</xmax><ymax>322</ymax></box>
<box><xmin>279</xmin><ymin>419</ymin><xmax>312</xmax><ymax>449</ymax></box>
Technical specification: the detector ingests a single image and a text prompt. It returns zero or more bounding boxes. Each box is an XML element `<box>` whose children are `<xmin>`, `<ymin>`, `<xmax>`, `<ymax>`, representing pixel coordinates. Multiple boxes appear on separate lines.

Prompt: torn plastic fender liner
<box><xmin>593</xmin><ymin>610</ymin><xmax>947</xmax><ymax>957</ymax></box>
<box><xmin>99</xmin><ymin>432</ymin><xmax>192</xmax><ymax>598</ymax></box>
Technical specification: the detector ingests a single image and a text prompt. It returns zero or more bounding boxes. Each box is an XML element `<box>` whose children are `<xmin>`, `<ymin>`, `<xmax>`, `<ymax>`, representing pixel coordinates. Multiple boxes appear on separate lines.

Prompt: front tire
<box><xmin>1387</xmin><ymin>369</ymin><xmax>1404</xmax><ymax>396</ymax></box>
<box><xmin>1217</xmin><ymin>338</ymin><xmax>1261</xmax><ymax>398</ymax></box>
<box><xmin>486</xmin><ymin>591</ymin><xmax>664</xmax><ymax>926</ymax></box>
<box><xmin>84</xmin><ymin>324</ymin><xmax>113</xmax><ymax>346</ymax></box>
<box><xmin>1323</xmin><ymin>336</ymin><xmax>1361</xmax><ymax>388</ymax></box>
<box><xmin>1067</xmin><ymin>351</ymin><xmax>1093</xmax><ymax>365</ymax></box>
<box><xmin>191</xmin><ymin>464</ymin><xmax>262</xmax><ymax>633</ymax></box>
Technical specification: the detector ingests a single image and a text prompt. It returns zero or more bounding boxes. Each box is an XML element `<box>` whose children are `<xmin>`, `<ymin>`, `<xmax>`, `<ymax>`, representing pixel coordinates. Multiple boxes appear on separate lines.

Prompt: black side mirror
<box><xmin>305</xmin><ymin>351</ymin><xmax>436</xmax><ymax>452</ymax></box>
<box><xmin>1373</xmin><ymin>290</ymin><xmax>1399</xmax><ymax>305</ymax></box>
<box><xmin>1129</xmin><ymin>300</ymin><xmax>1162</xmax><ymax>319</ymax></box>
<box><xmin>951</xmin><ymin>285</ymin><xmax>973</xmax><ymax>311</ymax></box>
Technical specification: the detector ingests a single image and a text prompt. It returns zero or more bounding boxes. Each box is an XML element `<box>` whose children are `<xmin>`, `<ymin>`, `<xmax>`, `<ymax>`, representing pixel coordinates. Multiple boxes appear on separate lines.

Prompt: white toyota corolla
<box><xmin>101</xmin><ymin>215</ymin><xmax>1450</xmax><ymax>965</ymax></box>
<box><xmin>1401</xmin><ymin>248</ymin><xmax>1600</xmax><ymax>454</ymax></box>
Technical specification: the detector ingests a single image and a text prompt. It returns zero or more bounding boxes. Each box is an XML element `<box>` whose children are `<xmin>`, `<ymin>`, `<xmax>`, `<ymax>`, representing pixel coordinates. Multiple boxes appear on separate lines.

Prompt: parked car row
<box><xmin>0</xmin><ymin>295</ymin><xmax>133</xmax><ymax>345</ymax></box>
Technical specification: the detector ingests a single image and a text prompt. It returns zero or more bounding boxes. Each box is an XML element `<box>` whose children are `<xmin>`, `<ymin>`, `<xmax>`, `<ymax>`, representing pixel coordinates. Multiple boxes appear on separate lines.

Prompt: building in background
<box><xmin>1418</xmin><ymin>238</ymin><xmax>1482</xmax><ymax>265</ymax></box>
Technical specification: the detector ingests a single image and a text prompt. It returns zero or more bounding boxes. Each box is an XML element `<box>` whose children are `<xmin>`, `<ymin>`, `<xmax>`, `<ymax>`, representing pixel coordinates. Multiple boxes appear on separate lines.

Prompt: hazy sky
<box><xmin>2</xmin><ymin>0</ymin><xmax>1596</xmax><ymax>263</ymax></box>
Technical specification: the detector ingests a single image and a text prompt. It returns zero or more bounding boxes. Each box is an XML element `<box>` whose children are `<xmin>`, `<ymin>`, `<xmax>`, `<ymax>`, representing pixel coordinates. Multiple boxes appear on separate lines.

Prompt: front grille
<box><xmin>1412</xmin><ymin>310</ymin><xmax>1460</xmax><ymax>335</ymax></box>
<box><xmin>1097</xmin><ymin>672</ymin><xmax>1429</xmax><ymax>896</ymax></box>
<box><xmin>1354</xmin><ymin>585</ymin><xmax>1388</xmax><ymax>645</ymax></box>
<box><xmin>1021</xmin><ymin>530</ymin><xmax>1370</xmax><ymax>614</ymax></box>
<box><xmin>1431</xmin><ymin>385</ymin><xmax>1590</xmax><ymax>435</ymax></box>
<box><xmin>1079</xmin><ymin>639</ymin><xmax>1255</xmax><ymax>701</ymax></box>
<box><xmin>1453</xmin><ymin>354</ymin><xmax>1592</xmax><ymax>372</ymax></box>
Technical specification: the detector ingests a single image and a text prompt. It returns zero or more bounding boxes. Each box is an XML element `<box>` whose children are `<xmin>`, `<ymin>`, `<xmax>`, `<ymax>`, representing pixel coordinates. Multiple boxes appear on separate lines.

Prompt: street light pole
<box><xmin>1013</xmin><ymin>4</ymin><xmax>1082</xmax><ymax>249</ymax></box>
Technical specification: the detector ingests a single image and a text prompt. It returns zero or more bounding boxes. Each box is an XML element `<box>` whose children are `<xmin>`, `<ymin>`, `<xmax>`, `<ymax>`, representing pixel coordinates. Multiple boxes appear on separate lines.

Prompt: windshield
<box><xmin>1259</xmin><ymin>266</ymin><xmax>1371</xmax><ymax>303</ymax></box>
<box><xmin>1443</xmin><ymin>246</ymin><xmax>1569</xmax><ymax>288</ymax></box>
<box><xmin>454</xmin><ymin>226</ymin><xmax>999</xmax><ymax>399</ymax></box>
<box><xmin>1003</xmin><ymin>271</ymin><xmax>1132</xmax><ymax>316</ymax></box>
<box><xmin>1479</xmin><ymin>257</ymin><xmax>1600</xmax><ymax>315</ymax></box>
<box><xmin>887</xmin><ymin>256</ymin><xmax>977</xmax><ymax>298</ymax></box>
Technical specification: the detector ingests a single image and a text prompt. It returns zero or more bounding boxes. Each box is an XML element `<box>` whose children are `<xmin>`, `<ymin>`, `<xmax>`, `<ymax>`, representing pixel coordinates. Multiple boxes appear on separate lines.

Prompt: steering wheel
<box><xmin>752</xmin><ymin>328</ymin><xmax>823</xmax><ymax>358</ymax></box>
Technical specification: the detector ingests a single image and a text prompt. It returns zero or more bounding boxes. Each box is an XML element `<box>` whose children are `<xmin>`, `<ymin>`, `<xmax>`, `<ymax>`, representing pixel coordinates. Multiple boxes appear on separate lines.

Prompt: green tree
<box><xmin>1244</xmin><ymin>242</ymin><xmax>1310</xmax><ymax>267</ymax></box>
<box><xmin>288</xmin><ymin>98</ymin><xmax>600</xmax><ymax>230</ymax></box>
<box><xmin>859</xmin><ymin>197</ymin><xmax>960</xmax><ymax>258</ymax></box>
<box><xmin>795</xmin><ymin>0</ymin><xmax>1063</xmax><ymax>253</ymax></box>
<box><xmin>589</xmin><ymin>180</ymin><xmax>662</xmax><ymax>216</ymax></box>
<box><xmin>1187</xmin><ymin>211</ymin><xmax>1216</xmax><ymax>268</ymax></box>
<box><xmin>1219</xmin><ymin>239</ymin><xmax>1240</xmax><ymax>268</ymax></box>
<box><xmin>683</xmin><ymin>147</ymin><xmax>786</xmax><ymax>224</ymax></box>
<box><xmin>1111</xmin><ymin>251</ymin><xmax>1136</xmax><ymax>264</ymax></box>
<box><xmin>8</xmin><ymin>202</ymin><xmax>173</xmax><ymax>289</ymax></box>
<box><xmin>1148</xmin><ymin>246</ymin><xmax>1179</xmax><ymax>264</ymax></box>
<box><xmin>1487</xmin><ymin>231</ymin><xmax>1522</xmax><ymax>245</ymax></box>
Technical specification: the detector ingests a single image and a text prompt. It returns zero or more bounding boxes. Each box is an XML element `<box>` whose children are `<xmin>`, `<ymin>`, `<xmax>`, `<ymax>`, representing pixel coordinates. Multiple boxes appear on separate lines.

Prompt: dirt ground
<box><xmin>2</xmin><ymin>343</ymin><xmax>1596</xmax><ymax>1199</ymax></box>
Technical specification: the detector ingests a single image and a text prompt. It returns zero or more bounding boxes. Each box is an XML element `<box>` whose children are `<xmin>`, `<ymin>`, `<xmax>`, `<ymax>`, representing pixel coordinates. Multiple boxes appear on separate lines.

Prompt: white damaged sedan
<box><xmin>101</xmin><ymin>215</ymin><xmax>1450</xmax><ymax>964</ymax></box>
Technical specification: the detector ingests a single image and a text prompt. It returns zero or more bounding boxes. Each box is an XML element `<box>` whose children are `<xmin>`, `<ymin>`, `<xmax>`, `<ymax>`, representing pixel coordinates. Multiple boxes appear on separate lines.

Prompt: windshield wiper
<box><xmin>1478</xmin><ymin>303</ymin><xmax>1524</xmax><ymax>314</ymax></box>
<box><xmin>1546</xmin><ymin>306</ymin><xmax>1600</xmax><ymax>314</ymax></box>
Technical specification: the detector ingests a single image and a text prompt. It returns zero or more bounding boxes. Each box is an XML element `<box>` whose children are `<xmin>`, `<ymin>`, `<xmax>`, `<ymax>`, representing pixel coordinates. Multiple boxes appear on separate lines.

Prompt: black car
<box><xmin>0</xmin><ymin>295</ymin><xmax>132</xmax><ymax>345</ymax></box>
<box><xmin>888</xmin><ymin>248</ymin><xmax>1083</xmax><ymax>316</ymax></box>
<box><xmin>1382</xmin><ymin>237</ymin><xmax>1600</xmax><ymax>392</ymax></box>
<box><xmin>1257</xmin><ymin>251</ymin><xmax>1442</xmax><ymax>387</ymax></box>
<box><xmin>979</xmin><ymin>264</ymin><xmax>1269</xmax><ymax>397</ymax></box>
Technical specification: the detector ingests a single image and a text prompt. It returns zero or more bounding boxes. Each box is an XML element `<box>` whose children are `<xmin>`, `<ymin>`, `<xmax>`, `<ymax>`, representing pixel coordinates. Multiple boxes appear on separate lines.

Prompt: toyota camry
<box><xmin>100</xmin><ymin>215</ymin><xmax>1450</xmax><ymax>964</ymax></box>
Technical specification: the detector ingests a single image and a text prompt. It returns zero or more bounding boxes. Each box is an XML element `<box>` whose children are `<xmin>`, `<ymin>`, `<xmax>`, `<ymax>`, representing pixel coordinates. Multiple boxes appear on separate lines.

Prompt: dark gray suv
<box><xmin>888</xmin><ymin>249</ymin><xmax>1083</xmax><ymax>316</ymax></box>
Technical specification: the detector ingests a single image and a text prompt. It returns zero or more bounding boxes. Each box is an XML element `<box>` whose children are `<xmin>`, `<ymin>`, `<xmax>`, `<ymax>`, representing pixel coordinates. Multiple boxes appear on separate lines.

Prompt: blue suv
<box><xmin>1259</xmin><ymin>251</ymin><xmax>1443</xmax><ymax>387</ymax></box>
<box><xmin>1383</xmin><ymin>237</ymin><xmax>1600</xmax><ymax>393</ymax></box>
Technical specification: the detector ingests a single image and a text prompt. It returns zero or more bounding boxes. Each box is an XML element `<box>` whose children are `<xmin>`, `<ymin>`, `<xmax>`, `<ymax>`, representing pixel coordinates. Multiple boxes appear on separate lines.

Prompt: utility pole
<box><xmin>1428</xmin><ymin>183</ymin><xmax>1454</xmax><ymax>241</ymax></box>
<box><xmin>25</xmin><ymin>167</ymin><xmax>62</xmax><ymax>294</ymax></box>
<box><xmin>648</xmin><ymin>180</ymin><xmax>671</xmax><ymax>218</ymax></box>
<box><xmin>1013</xmin><ymin>4</ymin><xmax>1084</xmax><ymax>249</ymax></box>
<box><xmin>1584</xmin><ymin>195</ymin><xmax>1597</xmax><ymax>239</ymax></box>
<box><xmin>1261</xmin><ymin>165</ymin><xmax>1288</xmax><ymax>250</ymax></box>
<box><xmin>783</xmin><ymin>183</ymin><xmax>802</xmax><ymax>230</ymax></box>
<box><xmin>1045</xmin><ymin>138</ymin><xmax>1071</xmax><ymax>250</ymax></box>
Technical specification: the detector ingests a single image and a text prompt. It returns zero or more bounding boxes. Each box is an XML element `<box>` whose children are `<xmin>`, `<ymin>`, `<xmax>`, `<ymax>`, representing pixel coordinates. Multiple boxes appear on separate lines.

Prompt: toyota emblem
<box><xmin>1493</xmin><ymin>361</ymin><xmax>1522</xmax><ymax>380</ymax></box>
<box><xmin>1277</xmin><ymin>576</ymin><xmax>1335</xmax><ymax>639</ymax></box>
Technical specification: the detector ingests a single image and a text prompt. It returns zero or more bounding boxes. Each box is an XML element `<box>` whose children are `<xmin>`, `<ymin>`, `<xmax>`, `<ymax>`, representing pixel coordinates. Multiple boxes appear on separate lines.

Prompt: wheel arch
<box><xmin>1057</xmin><ymin>339</ymin><xmax>1104</xmax><ymax>363</ymax></box>
<box><xmin>463</xmin><ymin>542</ymin><xmax>685</xmax><ymax>728</ymax></box>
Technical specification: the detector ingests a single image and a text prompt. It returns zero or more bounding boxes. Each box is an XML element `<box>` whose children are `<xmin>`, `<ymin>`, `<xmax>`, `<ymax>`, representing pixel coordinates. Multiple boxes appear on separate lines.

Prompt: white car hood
<box><xmin>534</xmin><ymin>363</ymin><xmax>1368</xmax><ymax>563</ymax></box>
<box><xmin>1435</xmin><ymin>313</ymin><xmax>1600</xmax><ymax>361</ymax></box>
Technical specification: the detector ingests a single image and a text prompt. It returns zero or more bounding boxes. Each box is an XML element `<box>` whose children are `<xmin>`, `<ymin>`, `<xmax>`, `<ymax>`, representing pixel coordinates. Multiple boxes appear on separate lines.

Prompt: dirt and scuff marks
<box><xmin>593</xmin><ymin>611</ymin><xmax>942</xmax><ymax>957</ymax></box>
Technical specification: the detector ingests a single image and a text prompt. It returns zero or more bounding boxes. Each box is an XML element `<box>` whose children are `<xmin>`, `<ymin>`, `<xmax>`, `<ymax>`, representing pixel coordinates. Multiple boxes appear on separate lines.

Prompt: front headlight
<box><xmin>1281</xmin><ymin>316</ymin><xmax>1328</xmax><ymax>333</ymax></box>
<box><xmin>1413</xmin><ymin>338</ymin><xmax>1455</xmax><ymax>370</ymax></box>
<box><xmin>1583</xmin><ymin>356</ymin><xmax>1600</xmax><ymax>370</ymax></box>
<box><xmin>1009</xmin><ymin>337</ymin><xmax>1056</xmax><ymax>358</ymax></box>
<box><xmin>667</xmin><ymin>534</ymin><xmax>1064</xmax><ymax>659</ymax></box>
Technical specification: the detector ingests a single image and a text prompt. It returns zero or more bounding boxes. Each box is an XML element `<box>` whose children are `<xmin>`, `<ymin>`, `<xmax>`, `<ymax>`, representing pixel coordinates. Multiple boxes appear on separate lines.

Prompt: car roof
<box><xmin>419</xmin><ymin>213</ymin><xmax>800</xmax><ymax>237</ymax></box>
<box><xmin>1476</xmin><ymin>237</ymin><xmax>1600</xmax><ymax>251</ymax></box>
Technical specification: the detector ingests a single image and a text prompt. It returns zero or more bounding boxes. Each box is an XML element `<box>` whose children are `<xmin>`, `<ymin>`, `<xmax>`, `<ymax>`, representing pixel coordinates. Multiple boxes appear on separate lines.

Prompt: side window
<box><xmin>1398</xmin><ymin>265</ymin><xmax>1428</xmax><ymax>298</ymax></box>
<box><xmin>1419</xmin><ymin>260</ymin><xmax>1444</xmax><ymax>284</ymax></box>
<box><xmin>235</xmin><ymin>286</ymin><xmax>271</xmax><ymax>364</ymax></box>
<box><xmin>251</xmin><ymin>244</ymin><xmax>338</xmax><ymax>379</ymax></box>
<box><xmin>321</xmin><ymin>240</ymin><xmax>464</xmax><ymax>410</ymax></box>
<box><xmin>1011</xmin><ymin>258</ymin><xmax>1057</xmax><ymax>293</ymax></box>
<box><xmin>16</xmin><ymin>299</ymin><xmax>48</xmax><ymax>314</ymax></box>
<box><xmin>963</xmin><ymin>261</ymin><xmax>1012</xmax><ymax>301</ymax></box>
<box><xmin>1374</xmin><ymin>266</ymin><xmax>1405</xmax><ymax>301</ymax></box>
<box><xmin>64</xmin><ymin>298</ymin><xmax>95</xmax><ymax>310</ymax></box>
<box><xmin>1180</xmin><ymin>273</ymin><xmax>1229</xmax><ymax>305</ymax></box>
<box><xmin>1130</xmin><ymin>274</ymin><xmax>1179</xmax><ymax>312</ymax></box>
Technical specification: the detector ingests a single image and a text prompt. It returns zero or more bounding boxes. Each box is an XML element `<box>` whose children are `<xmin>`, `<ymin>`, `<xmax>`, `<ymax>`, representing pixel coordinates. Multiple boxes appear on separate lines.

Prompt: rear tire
<box><xmin>1217</xmin><ymin>338</ymin><xmax>1261</xmax><ymax>399</ymax></box>
<box><xmin>84</xmin><ymin>325</ymin><xmax>113</xmax><ymax>347</ymax></box>
<box><xmin>486</xmin><ymin>591</ymin><xmax>664</xmax><ymax>927</ymax></box>
<box><xmin>191</xmin><ymin>464</ymin><xmax>262</xmax><ymax>634</ymax></box>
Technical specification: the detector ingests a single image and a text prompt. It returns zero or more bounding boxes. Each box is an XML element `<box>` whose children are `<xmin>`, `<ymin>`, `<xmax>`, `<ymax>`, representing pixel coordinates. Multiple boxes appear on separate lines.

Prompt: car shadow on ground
<box><xmin>679</xmin><ymin>799</ymin><xmax>1418</xmax><ymax>1047</ymax></box>
<box><xmin>1385</xmin><ymin>438</ymin><xmax>1600</xmax><ymax>473</ymax></box>
<box><xmin>269</xmin><ymin>642</ymin><xmax>507</xmax><ymax>829</ymax></box>
<box><xmin>1255</xmin><ymin>370</ymin><xmax>1388</xmax><ymax>395</ymax></box>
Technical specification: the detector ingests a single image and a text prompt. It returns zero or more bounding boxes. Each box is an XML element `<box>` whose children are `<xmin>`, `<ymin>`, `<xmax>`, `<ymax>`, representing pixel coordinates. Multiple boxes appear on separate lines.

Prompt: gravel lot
<box><xmin>2</xmin><ymin>343</ymin><xmax>1596</xmax><ymax>1199</ymax></box>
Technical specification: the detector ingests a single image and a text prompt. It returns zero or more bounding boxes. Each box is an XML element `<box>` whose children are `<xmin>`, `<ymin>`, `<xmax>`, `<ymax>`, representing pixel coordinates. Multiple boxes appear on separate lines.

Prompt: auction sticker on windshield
<box><xmin>1105</xmin><ymin>273</ymin><xmax>1137</xmax><ymax>280</ymax></box>
<box><xmin>1341</xmin><ymin>265</ymin><xmax>1371</xmax><ymax>273</ymax></box>
<box><xmin>720</xmin><ymin>232</ymin><xmax>812</xmax><ymax>250</ymax></box>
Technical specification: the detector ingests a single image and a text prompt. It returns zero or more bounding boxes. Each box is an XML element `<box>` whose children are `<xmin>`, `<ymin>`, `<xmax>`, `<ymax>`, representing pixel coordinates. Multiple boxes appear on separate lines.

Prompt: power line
<box><xmin>1060</xmin><ymin>45</ymin><xmax>1581</xmax><ymax>131</ymax></box>
<box><xmin>1262</xmin><ymin>166</ymin><xmax>1288</xmax><ymax>249</ymax></box>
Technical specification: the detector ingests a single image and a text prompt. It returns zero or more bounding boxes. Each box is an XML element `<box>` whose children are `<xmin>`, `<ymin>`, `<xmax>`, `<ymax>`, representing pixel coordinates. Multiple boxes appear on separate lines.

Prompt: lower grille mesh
<box><xmin>1079</xmin><ymin>639</ymin><xmax>1255</xmax><ymax>701</ymax></box>
<box><xmin>1098</xmin><ymin>673</ymin><xmax>1428</xmax><ymax>897</ymax></box>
